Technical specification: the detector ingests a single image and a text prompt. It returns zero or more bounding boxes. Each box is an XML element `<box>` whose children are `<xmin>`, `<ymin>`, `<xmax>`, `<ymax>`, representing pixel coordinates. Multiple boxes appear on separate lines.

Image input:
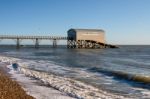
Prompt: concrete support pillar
<box><xmin>35</xmin><ymin>38</ymin><xmax>39</xmax><ymax>48</ymax></box>
<box><xmin>16</xmin><ymin>38</ymin><xmax>20</xmax><ymax>49</ymax></box>
<box><xmin>67</xmin><ymin>40</ymin><xmax>70</xmax><ymax>48</ymax></box>
<box><xmin>53</xmin><ymin>39</ymin><xmax>57</xmax><ymax>48</ymax></box>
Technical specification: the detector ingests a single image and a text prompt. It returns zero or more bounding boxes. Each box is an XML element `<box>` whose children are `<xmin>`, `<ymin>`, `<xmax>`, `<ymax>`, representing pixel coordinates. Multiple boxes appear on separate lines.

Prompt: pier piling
<box><xmin>16</xmin><ymin>38</ymin><xmax>20</xmax><ymax>49</ymax></box>
<box><xmin>35</xmin><ymin>38</ymin><xmax>39</xmax><ymax>48</ymax></box>
<box><xmin>53</xmin><ymin>39</ymin><xmax>57</xmax><ymax>48</ymax></box>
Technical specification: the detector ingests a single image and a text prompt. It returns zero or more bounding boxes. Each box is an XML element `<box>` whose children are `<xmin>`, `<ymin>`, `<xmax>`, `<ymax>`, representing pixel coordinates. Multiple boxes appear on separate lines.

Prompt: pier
<box><xmin>0</xmin><ymin>29</ymin><xmax>118</xmax><ymax>49</ymax></box>
<box><xmin>0</xmin><ymin>35</ymin><xmax>118</xmax><ymax>49</ymax></box>
<box><xmin>0</xmin><ymin>35</ymin><xmax>67</xmax><ymax>48</ymax></box>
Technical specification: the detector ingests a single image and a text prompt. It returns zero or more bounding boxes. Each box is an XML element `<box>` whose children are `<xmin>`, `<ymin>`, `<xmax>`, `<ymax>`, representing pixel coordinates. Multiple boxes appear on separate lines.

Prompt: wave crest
<box><xmin>88</xmin><ymin>67</ymin><xmax>150</xmax><ymax>84</ymax></box>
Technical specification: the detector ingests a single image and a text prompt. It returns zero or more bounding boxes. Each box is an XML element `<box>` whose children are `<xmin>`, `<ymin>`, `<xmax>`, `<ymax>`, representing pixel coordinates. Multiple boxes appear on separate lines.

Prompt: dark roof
<box><xmin>68</xmin><ymin>28</ymin><xmax>105</xmax><ymax>33</ymax></box>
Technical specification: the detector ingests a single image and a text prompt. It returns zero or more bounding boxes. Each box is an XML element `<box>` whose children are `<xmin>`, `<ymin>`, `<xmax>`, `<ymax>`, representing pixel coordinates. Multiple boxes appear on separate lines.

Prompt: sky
<box><xmin>0</xmin><ymin>0</ymin><xmax>150</xmax><ymax>45</ymax></box>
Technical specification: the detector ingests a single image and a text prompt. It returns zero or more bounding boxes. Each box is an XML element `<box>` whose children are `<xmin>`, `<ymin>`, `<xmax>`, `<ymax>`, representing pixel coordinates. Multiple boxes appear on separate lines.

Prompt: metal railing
<box><xmin>0</xmin><ymin>35</ymin><xmax>67</xmax><ymax>40</ymax></box>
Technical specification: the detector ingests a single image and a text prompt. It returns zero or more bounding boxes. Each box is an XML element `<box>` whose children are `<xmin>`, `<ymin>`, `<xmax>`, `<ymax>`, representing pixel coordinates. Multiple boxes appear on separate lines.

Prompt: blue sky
<box><xmin>0</xmin><ymin>0</ymin><xmax>150</xmax><ymax>45</ymax></box>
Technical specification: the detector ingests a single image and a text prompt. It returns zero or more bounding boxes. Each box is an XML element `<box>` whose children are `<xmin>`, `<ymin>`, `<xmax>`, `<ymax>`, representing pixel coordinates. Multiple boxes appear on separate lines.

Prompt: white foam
<box><xmin>132</xmin><ymin>87</ymin><xmax>150</xmax><ymax>98</ymax></box>
<box><xmin>6</xmin><ymin>64</ymin><xmax>74</xmax><ymax>99</ymax></box>
<box><xmin>0</xmin><ymin>56</ymin><xmax>129</xmax><ymax>99</ymax></box>
<box><xmin>0</xmin><ymin>56</ymin><xmax>73</xmax><ymax>99</ymax></box>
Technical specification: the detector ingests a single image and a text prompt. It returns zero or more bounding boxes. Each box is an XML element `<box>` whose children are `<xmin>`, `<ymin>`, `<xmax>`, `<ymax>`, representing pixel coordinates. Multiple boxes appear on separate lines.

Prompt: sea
<box><xmin>0</xmin><ymin>45</ymin><xmax>150</xmax><ymax>98</ymax></box>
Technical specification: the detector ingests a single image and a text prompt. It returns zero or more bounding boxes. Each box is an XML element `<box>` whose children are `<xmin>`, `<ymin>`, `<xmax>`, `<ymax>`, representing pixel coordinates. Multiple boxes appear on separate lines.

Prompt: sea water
<box><xmin>0</xmin><ymin>45</ymin><xmax>150</xmax><ymax>98</ymax></box>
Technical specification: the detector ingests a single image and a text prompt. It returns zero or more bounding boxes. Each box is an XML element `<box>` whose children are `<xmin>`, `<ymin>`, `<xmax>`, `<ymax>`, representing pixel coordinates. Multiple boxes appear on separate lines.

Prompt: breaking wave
<box><xmin>0</xmin><ymin>56</ymin><xmax>126</xmax><ymax>99</ymax></box>
<box><xmin>88</xmin><ymin>67</ymin><xmax>150</xmax><ymax>84</ymax></box>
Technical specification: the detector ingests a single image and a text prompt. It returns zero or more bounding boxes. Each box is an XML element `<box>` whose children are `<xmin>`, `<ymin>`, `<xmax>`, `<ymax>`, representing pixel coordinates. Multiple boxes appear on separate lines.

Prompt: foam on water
<box><xmin>7</xmin><ymin>65</ymin><xmax>73</xmax><ymax>99</ymax></box>
<box><xmin>0</xmin><ymin>56</ymin><xmax>128</xmax><ymax>99</ymax></box>
<box><xmin>1</xmin><ymin>54</ymin><xmax>150</xmax><ymax>99</ymax></box>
